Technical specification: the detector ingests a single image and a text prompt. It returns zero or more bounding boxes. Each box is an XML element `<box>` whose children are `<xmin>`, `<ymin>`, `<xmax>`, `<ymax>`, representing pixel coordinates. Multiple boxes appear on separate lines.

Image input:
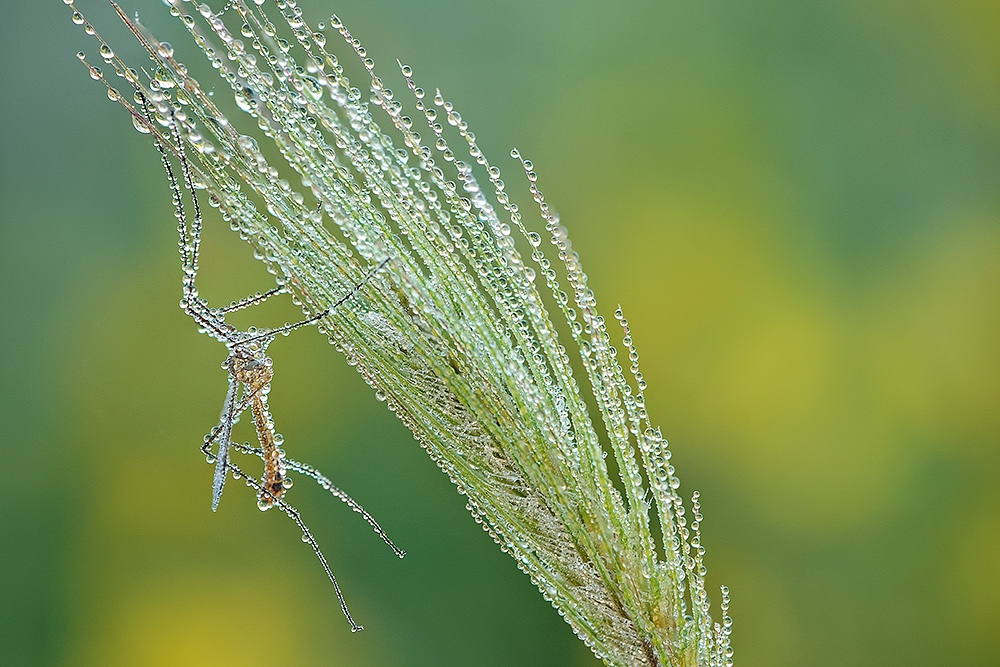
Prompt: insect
<box><xmin>142</xmin><ymin>95</ymin><xmax>403</xmax><ymax>631</ymax></box>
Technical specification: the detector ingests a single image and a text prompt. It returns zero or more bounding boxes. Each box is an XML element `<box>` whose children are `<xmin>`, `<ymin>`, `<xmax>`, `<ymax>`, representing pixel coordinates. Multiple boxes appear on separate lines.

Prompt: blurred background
<box><xmin>1</xmin><ymin>0</ymin><xmax>997</xmax><ymax>665</ymax></box>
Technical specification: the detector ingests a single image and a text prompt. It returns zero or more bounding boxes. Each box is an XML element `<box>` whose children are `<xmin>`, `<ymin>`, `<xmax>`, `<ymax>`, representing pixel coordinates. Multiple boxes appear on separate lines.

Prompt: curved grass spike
<box><xmin>68</xmin><ymin>0</ymin><xmax>734</xmax><ymax>664</ymax></box>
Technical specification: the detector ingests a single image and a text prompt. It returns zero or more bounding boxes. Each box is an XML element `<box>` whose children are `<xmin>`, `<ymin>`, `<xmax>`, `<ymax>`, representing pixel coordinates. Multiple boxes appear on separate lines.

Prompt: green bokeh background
<box><xmin>2</xmin><ymin>1</ymin><xmax>997</xmax><ymax>665</ymax></box>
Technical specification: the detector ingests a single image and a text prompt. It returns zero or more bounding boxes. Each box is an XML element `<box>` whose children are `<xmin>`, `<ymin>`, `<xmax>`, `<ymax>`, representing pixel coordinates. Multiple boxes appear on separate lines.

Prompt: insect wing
<box><xmin>211</xmin><ymin>374</ymin><xmax>239</xmax><ymax>511</ymax></box>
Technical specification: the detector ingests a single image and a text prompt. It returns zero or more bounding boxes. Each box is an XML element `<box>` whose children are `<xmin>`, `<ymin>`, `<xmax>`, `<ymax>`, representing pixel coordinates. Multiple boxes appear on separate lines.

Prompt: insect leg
<box><xmin>231</xmin><ymin>441</ymin><xmax>405</xmax><ymax>558</ymax></box>
<box><xmin>218</xmin><ymin>286</ymin><xmax>285</xmax><ymax>314</ymax></box>
<box><xmin>195</xmin><ymin>433</ymin><xmax>365</xmax><ymax>627</ymax></box>
<box><xmin>166</xmin><ymin>100</ymin><xmax>206</xmax><ymax>289</ymax></box>
<box><xmin>222</xmin><ymin>454</ymin><xmax>364</xmax><ymax>631</ymax></box>
<box><xmin>140</xmin><ymin>95</ymin><xmax>195</xmax><ymax>284</ymax></box>
<box><xmin>275</xmin><ymin>497</ymin><xmax>364</xmax><ymax>632</ymax></box>
<box><xmin>242</xmin><ymin>257</ymin><xmax>391</xmax><ymax>345</ymax></box>
<box><xmin>281</xmin><ymin>457</ymin><xmax>405</xmax><ymax>558</ymax></box>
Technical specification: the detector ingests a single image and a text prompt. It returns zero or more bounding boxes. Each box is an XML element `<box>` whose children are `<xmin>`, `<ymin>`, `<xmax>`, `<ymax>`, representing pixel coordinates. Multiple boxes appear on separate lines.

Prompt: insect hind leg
<box><xmin>218</xmin><ymin>452</ymin><xmax>365</xmax><ymax>631</ymax></box>
<box><xmin>282</xmin><ymin>457</ymin><xmax>405</xmax><ymax>558</ymax></box>
<box><xmin>232</xmin><ymin>441</ymin><xmax>405</xmax><ymax>559</ymax></box>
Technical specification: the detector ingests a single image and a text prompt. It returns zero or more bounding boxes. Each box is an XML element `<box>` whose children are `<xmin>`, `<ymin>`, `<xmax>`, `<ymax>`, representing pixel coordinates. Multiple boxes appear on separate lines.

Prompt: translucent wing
<box><xmin>211</xmin><ymin>373</ymin><xmax>239</xmax><ymax>511</ymax></box>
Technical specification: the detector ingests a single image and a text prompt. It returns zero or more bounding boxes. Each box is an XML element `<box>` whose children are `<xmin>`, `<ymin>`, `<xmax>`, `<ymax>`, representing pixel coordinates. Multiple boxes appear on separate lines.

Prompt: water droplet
<box><xmin>157</xmin><ymin>41</ymin><xmax>174</xmax><ymax>58</ymax></box>
<box><xmin>153</xmin><ymin>67</ymin><xmax>175</xmax><ymax>88</ymax></box>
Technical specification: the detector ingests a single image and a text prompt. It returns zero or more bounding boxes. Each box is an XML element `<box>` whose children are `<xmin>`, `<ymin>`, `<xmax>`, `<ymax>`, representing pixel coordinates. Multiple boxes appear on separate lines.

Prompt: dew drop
<box><xmin>153</xmin><ymin>67</ymin><xmax>175</xmax><ymax>88</ymax></box>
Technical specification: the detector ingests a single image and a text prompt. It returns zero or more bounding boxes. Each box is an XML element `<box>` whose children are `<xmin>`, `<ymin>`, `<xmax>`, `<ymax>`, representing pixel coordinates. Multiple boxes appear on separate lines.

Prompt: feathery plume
<box><xmin>67</xmin><ymin>1</ymin><xmax>733</xmax><ymax>664</ymax></box>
